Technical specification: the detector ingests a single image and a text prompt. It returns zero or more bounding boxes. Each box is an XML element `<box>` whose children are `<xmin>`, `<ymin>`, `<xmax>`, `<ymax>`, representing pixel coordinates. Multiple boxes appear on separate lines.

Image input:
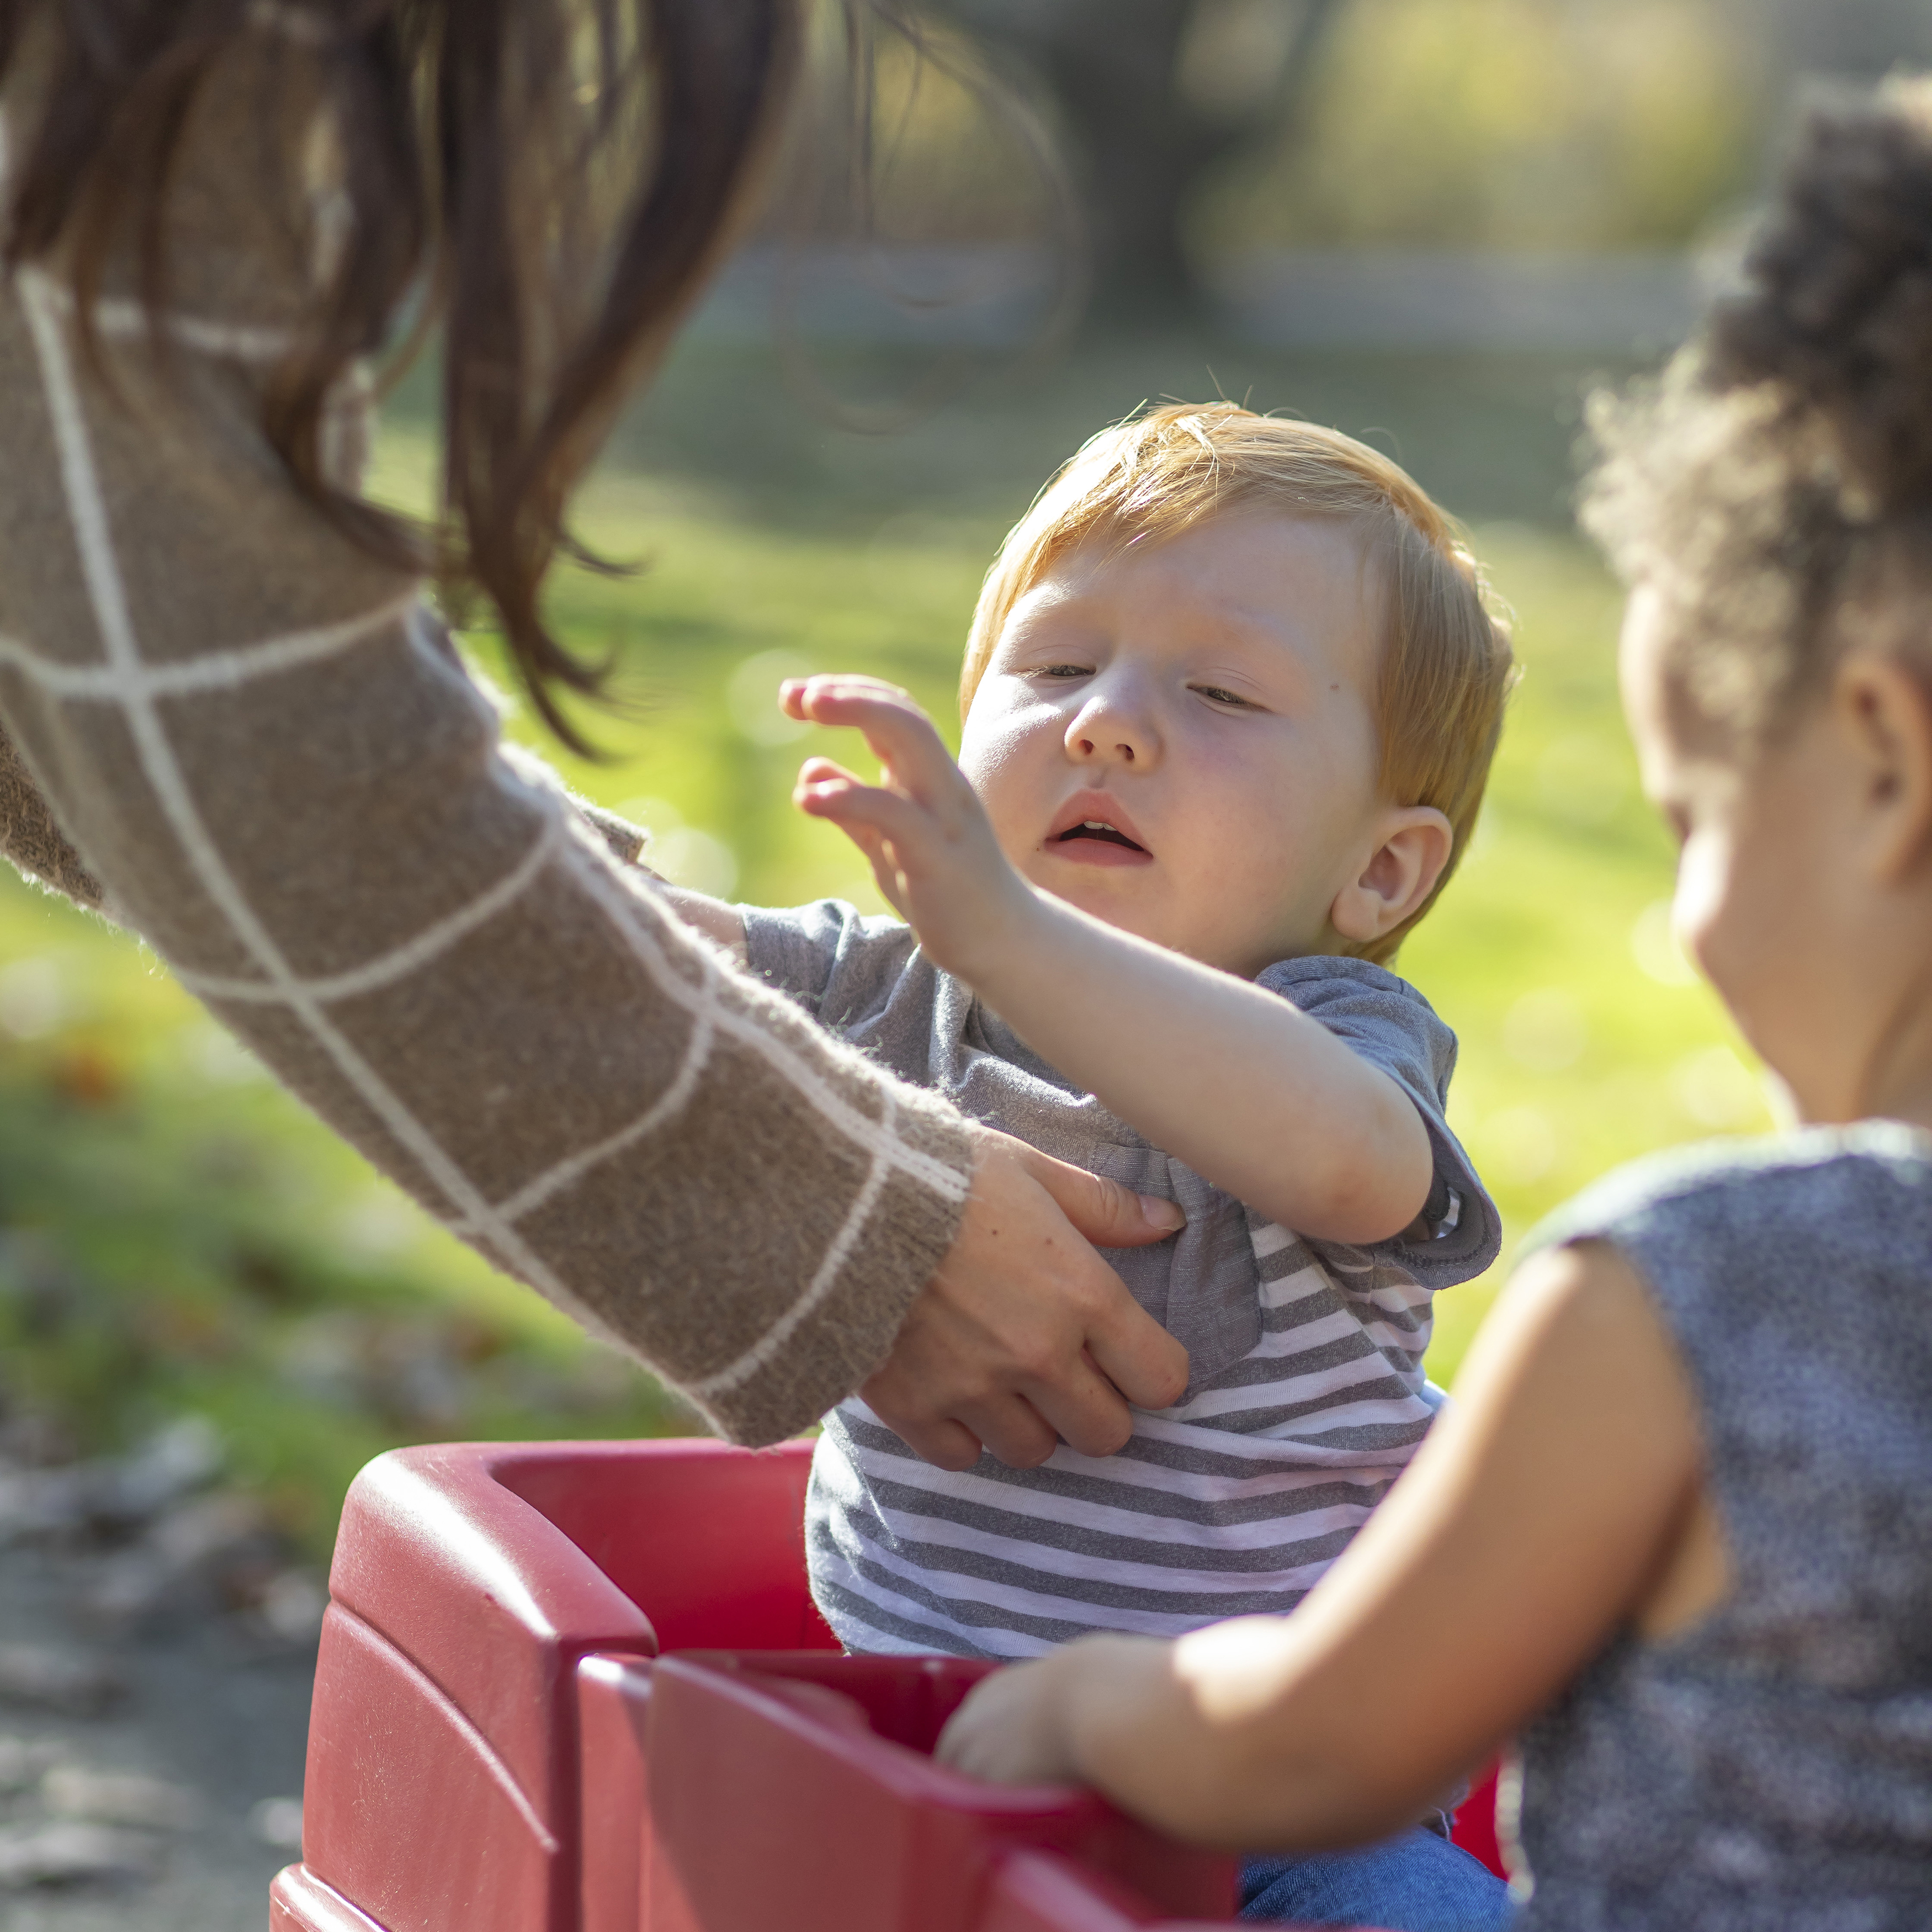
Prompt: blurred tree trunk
<box><xmin>935</xmin><ymin>0</ymin><xmax>1349</xmax><ymax>327</ymax></box>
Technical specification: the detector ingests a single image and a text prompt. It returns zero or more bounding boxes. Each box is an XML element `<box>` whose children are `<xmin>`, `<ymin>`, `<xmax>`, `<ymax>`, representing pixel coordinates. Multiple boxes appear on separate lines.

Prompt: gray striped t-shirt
<box><xmin>744</xmin><ymin>900</ymin><xmax>1501</xmax><ymax>1659</ymax></box>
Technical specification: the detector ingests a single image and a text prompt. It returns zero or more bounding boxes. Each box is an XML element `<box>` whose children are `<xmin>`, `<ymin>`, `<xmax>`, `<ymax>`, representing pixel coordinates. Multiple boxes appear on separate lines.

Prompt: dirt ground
<box><xmin>0</xmin><ymin>1511</ymin><xmax>316</xmax><ymax>1931</ymax></box>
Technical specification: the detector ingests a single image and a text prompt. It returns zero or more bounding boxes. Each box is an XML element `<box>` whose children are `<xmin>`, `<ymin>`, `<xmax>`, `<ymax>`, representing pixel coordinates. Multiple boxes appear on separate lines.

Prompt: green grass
<box><xmin>0</xmin><ymin>345</ymin><xmax>1765</xmax><ymax>1554</ymax></box>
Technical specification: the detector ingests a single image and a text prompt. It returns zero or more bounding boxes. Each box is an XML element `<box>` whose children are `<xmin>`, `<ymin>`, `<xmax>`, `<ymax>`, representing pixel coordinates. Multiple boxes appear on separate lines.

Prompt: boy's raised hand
<box><xmin>782</xmin><ymin>675</ymin><xmax>1032</xmax><ymax>980</ymax></box>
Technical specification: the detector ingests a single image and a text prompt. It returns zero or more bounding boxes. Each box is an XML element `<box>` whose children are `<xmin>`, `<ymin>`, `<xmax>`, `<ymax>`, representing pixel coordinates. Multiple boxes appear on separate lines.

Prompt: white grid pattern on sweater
<box><xmin>0</xmin><ymin>591</ymin><xmax>417</xmax><ymax>700</ymax></box>
<box><xmin>11</xmin><ymin>263</ymin><xmax>966</xmax><ymax>1410</ymax></box>
<box><xmin>35</xmin><ymin>278</ymin><xmax>300</xmax><ymax>364</ymax></box>
<box><xmin>174</xmin><ymin>805</ymin><xmax>570</xmax><ymax>1007</ymax></box>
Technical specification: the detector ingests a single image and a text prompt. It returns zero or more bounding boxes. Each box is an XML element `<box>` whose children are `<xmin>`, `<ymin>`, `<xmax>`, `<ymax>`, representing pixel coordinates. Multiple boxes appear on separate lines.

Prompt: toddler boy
<box><xmin>657</xmin><ymin>401</ymin><xmax>1516</xmax><ymax>1927</ymax></box>
<box><xmin>665</xmin><ymin>401</ymin><xmax>1513</xmax><ymax>1656</ymax></box>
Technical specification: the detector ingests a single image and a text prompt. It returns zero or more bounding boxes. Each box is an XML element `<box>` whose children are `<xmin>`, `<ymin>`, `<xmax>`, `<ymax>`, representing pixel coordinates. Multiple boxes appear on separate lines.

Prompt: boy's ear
<box><xmin>1330</xmin><ymin>807</ymin><xmax>1455</xmax><ymax>946</ymax></box>
<box><xmin>1834</xmin><ymin>649</ymin><xmax>1932</xmax><ymax>885</ymax></box>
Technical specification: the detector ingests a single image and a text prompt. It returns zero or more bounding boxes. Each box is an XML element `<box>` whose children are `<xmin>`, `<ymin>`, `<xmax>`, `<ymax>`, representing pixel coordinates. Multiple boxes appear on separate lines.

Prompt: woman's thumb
<box><xmin>1021</xmin><ymin>1147</ymin><xmax>1185</xmax><ymax>1249</ymax></box>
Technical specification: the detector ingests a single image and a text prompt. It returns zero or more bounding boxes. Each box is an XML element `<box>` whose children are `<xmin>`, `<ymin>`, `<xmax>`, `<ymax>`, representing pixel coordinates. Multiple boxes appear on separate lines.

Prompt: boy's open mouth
<box><xmin>1045</xmin><ymin>796</ymin><xmax>1153</xmax><ymax>866</ymax></box>
<box><xmin>1055</xmin><ymin>819</ymin><xmax>1146</xmax><ymax>853</ymax></box>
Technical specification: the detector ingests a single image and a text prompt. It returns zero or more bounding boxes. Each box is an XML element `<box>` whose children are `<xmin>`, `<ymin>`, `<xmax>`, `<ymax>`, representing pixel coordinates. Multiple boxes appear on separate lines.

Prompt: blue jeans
<box><xmin>1240</xmin><ymin>1827</ymin><xmax>1514</xmax><ymax>1930</ymax></box>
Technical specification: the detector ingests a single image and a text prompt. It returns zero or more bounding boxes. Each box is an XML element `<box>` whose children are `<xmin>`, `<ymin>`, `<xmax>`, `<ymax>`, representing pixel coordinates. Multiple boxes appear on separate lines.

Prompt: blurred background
<box><xmin>10</xmin><ymin>0</ymin><xmax>1932</xmax><ymax>1647</ymax></box>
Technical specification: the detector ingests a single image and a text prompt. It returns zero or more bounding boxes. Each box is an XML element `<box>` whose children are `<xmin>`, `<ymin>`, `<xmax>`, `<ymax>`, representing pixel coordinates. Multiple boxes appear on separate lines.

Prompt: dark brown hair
<box><xmin>0</xmin><ymin>0</ymin><xmax>799</xmax><ymax>749</ymax></box>
<box><xmin>1584</xmin><ymin>77</ymin><xmax>1932</xmax><ymax>741</ymax></box>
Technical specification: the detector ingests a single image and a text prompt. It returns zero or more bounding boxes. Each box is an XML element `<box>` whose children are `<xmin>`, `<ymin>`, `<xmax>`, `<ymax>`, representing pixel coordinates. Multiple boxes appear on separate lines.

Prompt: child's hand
<box><xmin>936</xmin><ymin>1648</ymin><xmax>1086</xmax><ymax>1786</ymax></box>
<box><xmin>936</xmin><ymin>1634</ymin><xmax>1173</xmax><ymax>1787</ymax></box>
<box><xmin>782</xmin><ymin>675</ymin><xmax>1036</xmax><ymax>981</ymax></box>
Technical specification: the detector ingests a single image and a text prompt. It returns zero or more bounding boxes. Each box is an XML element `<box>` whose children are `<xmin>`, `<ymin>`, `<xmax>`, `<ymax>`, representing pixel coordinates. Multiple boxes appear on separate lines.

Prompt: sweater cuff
<box><xmin>689</xmin><ymin>1081</ymin><xmax>975</xmax><ymax>1446</ymax></box>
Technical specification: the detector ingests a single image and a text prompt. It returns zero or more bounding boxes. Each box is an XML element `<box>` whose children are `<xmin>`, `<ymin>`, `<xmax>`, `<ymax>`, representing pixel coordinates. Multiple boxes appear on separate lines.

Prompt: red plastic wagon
<box><xmin>268</xmin><ymin>1437</ymin><xmax>1505</xmax><ymax>1932</ymax></box>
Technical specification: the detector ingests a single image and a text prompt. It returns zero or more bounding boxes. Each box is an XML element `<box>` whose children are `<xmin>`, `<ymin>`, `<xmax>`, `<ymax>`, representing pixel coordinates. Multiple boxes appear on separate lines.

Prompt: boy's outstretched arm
<box><xmin>630</xmin><ymin>851</ymin><xmax>1194</xmax><ymax>1467</ymax></box>
<box><xmin>783</xmin><ymin>676</ymin><xmax>1434</xmax><ymax>1244</ymax></box>
<box><xmin>936</xmin><ymin>1239</ymin><xmax>1721</xmax><ymax>1849</ymax></box>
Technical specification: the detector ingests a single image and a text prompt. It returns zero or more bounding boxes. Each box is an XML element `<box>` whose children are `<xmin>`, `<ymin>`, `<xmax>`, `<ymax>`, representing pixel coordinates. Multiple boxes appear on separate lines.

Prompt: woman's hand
<box><xmin>781</xmin><ymin>676</ymin><xmax>1036</xmax><ymax>983</ymax></box>
<box><xmin>863</xmin><ymin>1127</ymin><xmax>1190</xmax><ymax>1470</ymax></box>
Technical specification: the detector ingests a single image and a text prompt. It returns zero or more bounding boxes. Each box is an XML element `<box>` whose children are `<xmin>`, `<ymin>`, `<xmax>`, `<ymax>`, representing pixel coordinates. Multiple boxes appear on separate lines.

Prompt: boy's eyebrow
<box><xmin>1193</xmin><ymin>600</ymin><xmax>1300</xmax><ymax>648</ymax></box>
<box><xmin>1012</xmin><ymin>581</ymin><xmax>1297</xmax><ymax>649</ymax></box>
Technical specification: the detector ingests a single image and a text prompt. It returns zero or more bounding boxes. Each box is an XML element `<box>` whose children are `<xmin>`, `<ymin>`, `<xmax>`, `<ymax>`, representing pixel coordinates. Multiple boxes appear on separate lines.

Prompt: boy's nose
<box><xmin>1065</xmin><ymin>692</ymin><xmax>1158</xmax><ymax>768</ymax></box>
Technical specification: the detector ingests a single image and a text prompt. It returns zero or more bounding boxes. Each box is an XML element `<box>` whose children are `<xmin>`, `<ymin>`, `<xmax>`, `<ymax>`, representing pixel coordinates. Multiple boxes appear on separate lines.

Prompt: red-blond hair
<box><xmin>960</xmin><ymin>403</ymin><xmax>1516</xmax><ymax>962</ymax></box>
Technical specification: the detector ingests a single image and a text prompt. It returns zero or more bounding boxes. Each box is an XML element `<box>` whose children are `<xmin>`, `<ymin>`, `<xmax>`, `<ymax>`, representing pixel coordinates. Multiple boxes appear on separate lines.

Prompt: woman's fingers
<box><xmin>944</xmin><ymin>1394</ymin><xmax>1063</xmax><ymax>1470</ymax></box>
<box><xmin>866</xmin><ymin>1130</ymin><xmax>1191</xmax><ymax>1469</ymax></box>
<box><xmin>873</xmin><ymin>1410</ymin><xmax>986</xmax><ymax>1474</ymax></box>
<box><xmin>1014</xmin><ymin>1145</ymin><xmax>1190</xmax><ymax>1415</ymax></box>
<box><xmin>1018</xmin><ymin>1144</ymin><xmax>1187</xmax><ymax>1247</ymax></box>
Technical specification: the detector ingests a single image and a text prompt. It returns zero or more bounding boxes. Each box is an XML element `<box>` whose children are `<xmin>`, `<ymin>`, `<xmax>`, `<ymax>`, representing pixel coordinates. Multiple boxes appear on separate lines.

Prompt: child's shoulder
<box><xmin>1255</xmin><ymin>954</ymin><xmax>1458</xmax><ymax>1095</ymax></box>
<box><xmin>740</xmin><ymin>897</ymin><xmax>919</xmax><ymax>1021</ymax></box>
<box><xmin>1528</xmin><ymin>1120</ymin><xmax>1932</xmax><ymax>1267</ymax></box>
<box><xmin>1256</xmin><ymin>953</ymin><xmax>1438</xmax><ymax>1012</ymax></box>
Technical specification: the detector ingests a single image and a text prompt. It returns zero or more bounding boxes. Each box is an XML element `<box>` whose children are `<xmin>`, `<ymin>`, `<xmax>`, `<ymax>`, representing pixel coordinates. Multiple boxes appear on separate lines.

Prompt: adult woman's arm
<box><xmin>0</xmin><ymin>36</ymin><xmax>1183</xmax><ymax>1453</ymax></box>
<box><xmin>0</xmin><ymin>719</ymin><xmax>101</xmax><ymax>907</ymax></box>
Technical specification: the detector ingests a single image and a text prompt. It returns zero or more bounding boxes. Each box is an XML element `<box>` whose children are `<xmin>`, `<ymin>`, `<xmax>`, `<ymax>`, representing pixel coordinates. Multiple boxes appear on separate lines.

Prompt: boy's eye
<box><xmin>1192</xmin><ymin>683</ymin><xmax>1255</xmax><ymax>709</ymax></box>
<box><xmin>1029</xmin><ymin>663</ymin><xmax>1092</xmax><ymax>681</ymax></box>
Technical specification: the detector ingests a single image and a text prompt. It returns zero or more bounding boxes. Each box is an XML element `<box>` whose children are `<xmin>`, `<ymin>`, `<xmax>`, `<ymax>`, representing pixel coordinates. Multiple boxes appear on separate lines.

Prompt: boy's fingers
<box><xmin>797</xmin><ymin>755</ymin><xmax>866</xmax><ymax>790</ymax></box>
<box><xmin>865</xmin><ymin>844</ymin><xmax>908</xmax><ymax>917</ymax></box>
<box><xmin>781</xmin><ymin>675</ymin><xmax>920</xmax><ymax>742</ymax></box>
<box><xmin>836</xmin><ymin>820</ymin><xmax>890</xmax><ymax>869</ymax></box>
<box><xmin>784</xmin><ymin>672</ymin><xmax>911</xmax><ymax>706</ymax></box>
<box><xmin>796</xmin><ymin>779</ymin><xmax>930</xmax><ymax>852</ymax></box>
<box><xmin>787</xmin><ymin>774</ymin><xmax>910</xmax><ymax>912</ymax></box>
<box><xmin>790</xmin><ymin>684</ymin><xmax>957</xmax><ymax>790</ymax></box>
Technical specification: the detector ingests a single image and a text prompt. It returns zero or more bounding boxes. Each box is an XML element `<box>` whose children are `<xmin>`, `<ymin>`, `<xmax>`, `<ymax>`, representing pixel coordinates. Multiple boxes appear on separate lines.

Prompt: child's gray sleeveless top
<box><xmin>1511</xmin><ymin>1123</ymin><xmax>1932</xmax><ymax>1931</ymax></box>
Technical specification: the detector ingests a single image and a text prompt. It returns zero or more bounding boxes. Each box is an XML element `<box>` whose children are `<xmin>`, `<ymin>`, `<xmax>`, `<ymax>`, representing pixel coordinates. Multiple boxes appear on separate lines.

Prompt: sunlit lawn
<box><xmin>0</xmin><ymin>369</ymin><xmax>1766</xmax><ymax>1552</ymax></box>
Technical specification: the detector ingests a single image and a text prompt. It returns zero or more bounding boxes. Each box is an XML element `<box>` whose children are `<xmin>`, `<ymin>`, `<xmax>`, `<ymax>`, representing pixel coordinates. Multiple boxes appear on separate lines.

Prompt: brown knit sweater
<box><xmin>0</xmin><ymin>25</ymin><xmax>974</xmax><ymax>1445</ymax></box>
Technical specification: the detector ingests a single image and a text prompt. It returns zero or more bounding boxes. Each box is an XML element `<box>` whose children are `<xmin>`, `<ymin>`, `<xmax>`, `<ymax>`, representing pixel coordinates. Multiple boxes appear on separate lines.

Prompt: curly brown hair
<box><xmin>1583</xmin><ymin>77</ymin><xmax>1932</xmax><ymax>742</ymax></box>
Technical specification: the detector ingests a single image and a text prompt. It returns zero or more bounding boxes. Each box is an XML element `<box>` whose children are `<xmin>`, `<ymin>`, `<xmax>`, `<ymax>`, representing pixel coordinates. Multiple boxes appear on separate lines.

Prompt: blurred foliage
<box><xmin>1204</xmin><ymin>0</ymin><xmax>1769</xmax><ymax>253</ymax></box>
<box><xmin>913</xmin><ymin>0</ymin><xmax>1348</xmax><ymax>315</ymax></box>
<box><xmin>842</xmin><ymin>0</ymin><xmax>1771</xmax><ymax>277</ymax></box>
<box><xmin>779</xmin><ymin>10</ymin><xmax>1060</xmax><ymax>246</ymax></box>
<box><xmin>0</xmin><ymin>335</ymin><xmax>1772</xmax><ymax>1556</ymax></box>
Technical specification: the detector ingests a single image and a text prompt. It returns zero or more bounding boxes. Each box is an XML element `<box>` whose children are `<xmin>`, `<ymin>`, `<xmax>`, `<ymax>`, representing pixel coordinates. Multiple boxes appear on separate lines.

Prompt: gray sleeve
<box><xmin>742</xmin><ymin>900</ymin><xmax>921</xmax><ymax>1030</ymax></box>
<box><xmin>1256</xmin><ymin>956</ymin><xmax>1501</xmax><ymax>1287</ymax></box>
